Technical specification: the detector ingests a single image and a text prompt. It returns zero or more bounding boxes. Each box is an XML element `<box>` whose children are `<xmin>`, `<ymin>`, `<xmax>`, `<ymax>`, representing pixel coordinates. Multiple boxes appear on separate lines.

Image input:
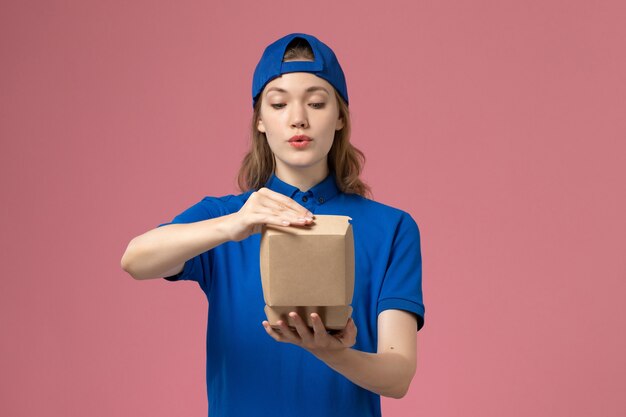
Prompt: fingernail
<box><xmin>306</xmin><ymin>211</ymin><xmax>314</xmax><ymax>217</ymax></box>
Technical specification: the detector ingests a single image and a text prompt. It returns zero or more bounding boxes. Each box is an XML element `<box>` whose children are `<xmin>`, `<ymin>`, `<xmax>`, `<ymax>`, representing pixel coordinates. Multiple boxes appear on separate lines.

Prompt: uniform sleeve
<box><xmin>156</xmin><ymin>197</ymin><xmax>221</xmax><ymax>292</ymax></box>
<box><xmin>377</xmin><ymin>212</ymin><xmax>426</xmax><ymax>331</ymax></box>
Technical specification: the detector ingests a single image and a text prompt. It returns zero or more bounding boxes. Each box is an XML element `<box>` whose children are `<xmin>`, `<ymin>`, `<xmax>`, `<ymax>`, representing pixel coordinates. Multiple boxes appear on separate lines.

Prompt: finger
<box><xmin>268</xmin><ymin>203</ymin><xmax>315</xmax><ymax>225</ymax></box>
<box><xmin>263</xmin><ymin>197</ymin><xmax>300</xmax><ymax>214</ymax></box>
<box><xmin>289</xmin><ymin>312</ymin><xmax>314</xmax><ymax>344</ymax></box>
<box><xmin>262</xmin><ymin>321</ymin><xmax>285</xmax><ymax>342</ymax></box>
<box><xmin>259</xmin><ymin>188</ymin><xmax>314</xmax><ymax>218</ymax></box>
<box><xmin>329</xmin><ymin>319</ymin><xmax>351</xmax><ymax>341</ymax></box>
<box><xmin>310</xmin><ymin>313</ymin><xmax>331</xmax><ymax>344</ymax></box>
<box><xmin>341</xmin><ymin>318</ymin><xmax>357</xmax><ymax>346</ymax></box>
<box><xmin>277</xmin><ymin>319</ymin><xmax>300</xmax><ymax>343</ymax></box>
<box><xmin>342</xmin><ymin>318</ymin><xmax>355</xmax><ymax>334</ymax></box>
<box><xmin>252</xmin><ymin>205</ymin><xmax>313</xmax><ymax>227</ymax></box>
<box><xmin>259</xmin><ymin>213</ymin><xmax>305</xmax><ymax>227</ymax></box>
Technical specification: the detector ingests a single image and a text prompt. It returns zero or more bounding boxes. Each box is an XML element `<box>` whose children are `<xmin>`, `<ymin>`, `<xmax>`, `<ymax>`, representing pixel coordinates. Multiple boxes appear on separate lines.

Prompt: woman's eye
<box><xmin>270</xmin><ymin>103</ymin><xmax>326</xmax><ymax>109</ymax></box>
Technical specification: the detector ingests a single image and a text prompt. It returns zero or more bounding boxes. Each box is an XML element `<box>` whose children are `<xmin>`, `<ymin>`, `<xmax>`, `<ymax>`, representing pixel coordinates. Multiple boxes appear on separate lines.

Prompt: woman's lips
<box><xmin>289</xmin><ymin>140</ymin><xmax>311</xmax><ymax>149</ymax></box>
<box><xmin>288</xmin><ymin>135</ymin><xmax>312</xmax><ymax>149</ymax></box>
<box><xmin>289</xmin><ymin>135</ymin><xmax>312</xmax><ymax>142</ymax></box>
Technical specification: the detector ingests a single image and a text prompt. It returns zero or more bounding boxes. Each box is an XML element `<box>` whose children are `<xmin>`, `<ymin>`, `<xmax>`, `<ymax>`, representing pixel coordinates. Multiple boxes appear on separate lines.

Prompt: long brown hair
<box><xmin>236</xmin><ymin>38</ymin><xmax>373</xmax><ymax>199</ymax></box>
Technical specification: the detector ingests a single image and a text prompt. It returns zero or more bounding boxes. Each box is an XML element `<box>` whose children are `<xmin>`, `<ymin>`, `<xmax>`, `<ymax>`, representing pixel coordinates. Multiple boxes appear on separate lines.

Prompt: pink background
<box><xmin>1</xmin><ymin>0</ymin><xmax>625</xmax><ymax>416</ymax></box>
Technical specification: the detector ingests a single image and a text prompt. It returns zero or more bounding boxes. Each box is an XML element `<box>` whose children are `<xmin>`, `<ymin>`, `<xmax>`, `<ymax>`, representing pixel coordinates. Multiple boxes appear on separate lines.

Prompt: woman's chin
<box><xmin>277</xmin><ymin>158</ymin><xmax>327</xmax><ymax>172</ymax></box>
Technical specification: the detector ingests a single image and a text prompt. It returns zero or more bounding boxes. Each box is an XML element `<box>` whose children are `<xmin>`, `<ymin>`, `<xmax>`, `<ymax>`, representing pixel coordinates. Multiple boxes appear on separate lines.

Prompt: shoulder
<box><xmin>195</xmin><ymin>190</ymin><xmax>255</xmax><ymax>215</ymax></box>
<box><xmin>346</xmin><ymin>193</ymin><xmax>419</xmax><ymax>231</ymax></box>
<box><xmin>163</xmin><ymin>190</ymin><xmax>253</xmax><ymax>224</ymax></box>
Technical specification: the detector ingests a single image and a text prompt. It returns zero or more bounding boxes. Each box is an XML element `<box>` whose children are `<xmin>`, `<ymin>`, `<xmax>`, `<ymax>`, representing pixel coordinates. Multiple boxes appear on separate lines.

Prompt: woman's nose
<box><xmin>292</xmin><ymin>119</ymin><xmax>308</xmax><ymax>128</ymax></box>
<box><xmin>290</xmin><ymin>105</ymin><xmax>308</xmax><ymax>128</ymax></box>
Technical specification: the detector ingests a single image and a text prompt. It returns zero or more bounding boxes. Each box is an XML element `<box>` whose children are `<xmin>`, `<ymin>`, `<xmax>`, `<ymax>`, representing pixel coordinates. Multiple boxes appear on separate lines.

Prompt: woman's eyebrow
<box><xmin>266</xmin><ymin>86</ymin><xmax>329</xmax><ymax>95</ymax></box>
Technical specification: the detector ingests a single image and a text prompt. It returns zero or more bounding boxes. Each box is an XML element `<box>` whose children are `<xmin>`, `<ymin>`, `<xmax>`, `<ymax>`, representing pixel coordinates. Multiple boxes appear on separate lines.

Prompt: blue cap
<box><xmin>252</xmin><ymin>33</ymin><xmax>349</xmax><ymax>108</ymax></box>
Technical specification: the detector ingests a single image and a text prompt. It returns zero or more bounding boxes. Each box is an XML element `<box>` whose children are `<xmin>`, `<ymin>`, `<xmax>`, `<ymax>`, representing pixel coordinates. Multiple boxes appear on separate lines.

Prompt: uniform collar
<box><xmin>264</xmin><ymin>171</ymin><xmax>340</xmax><ymax>205</ymax></box>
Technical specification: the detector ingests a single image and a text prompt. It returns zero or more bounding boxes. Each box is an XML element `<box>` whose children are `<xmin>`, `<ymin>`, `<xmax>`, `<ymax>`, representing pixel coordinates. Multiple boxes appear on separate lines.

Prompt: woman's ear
<box><xmin>336</xmin><ymin>116</ymin><xmax>344</xmax><ymax>131</ymax></box>
<box><xmin>257</xmin><ymin>117</ymin><xmax>266</xmax><ymax>133</ymax></box>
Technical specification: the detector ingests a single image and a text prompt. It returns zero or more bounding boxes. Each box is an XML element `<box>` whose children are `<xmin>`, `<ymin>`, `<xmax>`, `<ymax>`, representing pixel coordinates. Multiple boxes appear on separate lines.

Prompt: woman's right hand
<box><xmin>224</xmin><ymin>187</ymin><xmax>315</xmax><ymax>242</ymax></box>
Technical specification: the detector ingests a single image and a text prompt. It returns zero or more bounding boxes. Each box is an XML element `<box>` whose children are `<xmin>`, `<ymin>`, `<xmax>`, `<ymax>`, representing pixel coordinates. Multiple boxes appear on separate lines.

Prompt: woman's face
<box><xmin>257</xmin><ymin>71</ymin><xmax>344</xmax><ymax>176</ymax></box>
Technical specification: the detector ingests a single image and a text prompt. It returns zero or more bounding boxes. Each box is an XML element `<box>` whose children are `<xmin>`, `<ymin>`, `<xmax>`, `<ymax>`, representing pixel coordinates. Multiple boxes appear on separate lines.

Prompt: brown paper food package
<box><xmin>260</xmin><ymin>215</ymin><xmax>354</xmax><ymax>332</ymax></box>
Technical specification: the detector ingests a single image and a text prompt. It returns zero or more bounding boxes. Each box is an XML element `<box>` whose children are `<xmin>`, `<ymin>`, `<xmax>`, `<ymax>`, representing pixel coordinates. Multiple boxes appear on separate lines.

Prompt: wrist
<box><xmin>311</xmin><ymin>346</ymin><xmax>349</xmax><ymax>365</ymax></box>
<box><xmin>216</xmin><ymin>213</ymin><xmax>237</xmax><ymax>242</ymax></box>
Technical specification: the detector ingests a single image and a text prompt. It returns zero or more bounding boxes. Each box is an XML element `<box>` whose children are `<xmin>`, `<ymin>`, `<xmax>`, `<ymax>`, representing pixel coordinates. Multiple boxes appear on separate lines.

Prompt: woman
<box><xmin>121</xmin><ymin>32</ymin><xmax>425</xmax><ymax>417</ymax></box>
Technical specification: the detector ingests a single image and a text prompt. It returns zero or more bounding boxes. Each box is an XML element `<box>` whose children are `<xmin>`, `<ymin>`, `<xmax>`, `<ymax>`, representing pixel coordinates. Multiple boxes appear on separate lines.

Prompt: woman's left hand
<box><xmin>262</xmin><ymin>312</ymin><xmax>357</xmax><ymax>356</ymax></box>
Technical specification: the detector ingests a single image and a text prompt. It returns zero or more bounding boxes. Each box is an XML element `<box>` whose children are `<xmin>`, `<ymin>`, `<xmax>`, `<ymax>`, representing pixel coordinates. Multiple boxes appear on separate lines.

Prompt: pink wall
<box><xmin>1</xmin><ymin>1</ymin><xmax>625</xmax><ymax>416</ymax></box>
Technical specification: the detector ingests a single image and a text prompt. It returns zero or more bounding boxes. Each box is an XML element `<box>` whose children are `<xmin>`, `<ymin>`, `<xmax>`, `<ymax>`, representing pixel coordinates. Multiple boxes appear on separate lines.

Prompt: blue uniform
<box><xmin>157</xmin><ymin>172</ymin><xmax>425</xmax><ymax>417</ymax></box>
